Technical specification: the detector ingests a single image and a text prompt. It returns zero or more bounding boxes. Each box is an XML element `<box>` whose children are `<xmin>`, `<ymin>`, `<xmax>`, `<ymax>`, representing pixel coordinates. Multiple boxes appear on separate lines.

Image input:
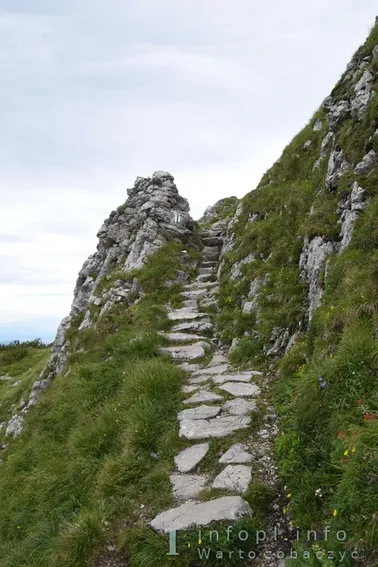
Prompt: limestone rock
<box><xmin>338</xmin><ymin>182</ymin><xmax>368</xmax><ymax>252</ymax></box>
<box><xmin>170</xmin><ymin>474</ymin><xmax>207</xmax><ymax>500</ymax></box>
<box><xmin>178</xmin><ymin>405</ymin><xmax>222</xmax><ymax>421</ymax></box>
<box><xmin>354</xmin><ymin>149</ymin><xmax>377</xmax><ymax>177</ymax></box>
<box><xmin>219</xmin><ymin>382</ymin><xmax>261</xmax><ymax>397</ymax></box>
<box><xmin>168</xmin><ymin>309</ymin><xmax>207</xmax><ymax>322</ymax></box>
<box><xmin>160</xmin><ymin>342</ymin><xmax>211</xmax><ymax>361</ymax></box>
<box><xmin>174</xmin><ymin>443</ymin><xmax>209</xmax><ymax>473</ymax></box>
<box><xmin>223</xmin><ymin>398</ymin><xmax>258</xmax><ymax>416</ymax></box>
<box><xmin>351</xmin><ymin>70</ymin><xmax>373</xmax><ymax>119</ymax></box>
<box><xmin>171</xmin><ymin>320</ymin><xmax>213</xmax><ymax>333</ymax></box>
<box><xmin>299</xmin><ymin>236</ymin><xmax>335</xmax><ymax>321</ymax></box>
<box><xmin>5</xmin><ymin>415</ymin><xmax>24</xmax><ymax>437</ymax></box>
<box><xmin>212</xmin><ymin>372</ymin><xmax>254</xmax><ymax>384</ymax></box>
<box><xmin>194</xmin><ymin>364</ymin><xmax>229</xmax><ymax>375</ymax></box>
<box><xmin>162</xmin><ymin>332</ymin><xmax>205</xmax><ymax>343</ymax></box>
<box><xmin>150</xmin><ymin>496</ymin><xmax>252</xmax><ymax>532</ymax></box>
<box><xmin>326</xmin><ymin>148</ymin><xmax>350</xmax><ymax>190</ymax></box>
<box><xmin>219</xmin><ymin>444</ymin><xmax>254</xmax><ymax>464</ymax></box>
<box><xmin>179</xmin><ymin>415</ymin><xmax>251</xmax><ymax>440</ymax></box>
<box><xmin>183</xmin><ymin>391</ymin><xmax>223</xmax><ymax>405</ymax></box>
<box><xmin>212</xmin><ymin>465</ymin><xmax>252</xmax><ymax>493</ymax></box>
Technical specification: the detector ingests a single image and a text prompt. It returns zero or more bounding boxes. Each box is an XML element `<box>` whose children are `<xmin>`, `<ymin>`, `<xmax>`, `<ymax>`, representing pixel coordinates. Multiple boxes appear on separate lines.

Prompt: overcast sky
<box><xmin>0</xmin><ymin>1</ymin><xmax>377</xmax><ymax>343</ymax></box>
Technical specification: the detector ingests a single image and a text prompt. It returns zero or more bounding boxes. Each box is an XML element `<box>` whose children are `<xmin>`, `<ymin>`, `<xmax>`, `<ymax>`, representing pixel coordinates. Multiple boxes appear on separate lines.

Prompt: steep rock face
<box><xmin>214</xmin><ymin>32</ymin><xmax>378</xmax><ymax>356</ymax></box>
<box><xmin>7</xmin><ymin>171</ymin><xmax>195</xmax><ymax>436</ymax></box>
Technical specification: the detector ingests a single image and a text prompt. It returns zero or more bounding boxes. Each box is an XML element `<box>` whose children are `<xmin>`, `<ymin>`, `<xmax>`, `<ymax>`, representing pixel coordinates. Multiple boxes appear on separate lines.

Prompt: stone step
<box><xmin>202</xmin><ymin>236</ymin><xmax>223</xmax><ymax>247</ymax></box>
<box><xmin>212</xmin><ymin>372</ymin><xmax>254</xmax><ymax>384</ymax></box>
<box><xmin>150</xmin><ymin>496</ymin><xmax>252</xmax><ymax>533</ymax></box>
<box><xmin>212</xmin><ymin>465</ymin><xmax>251</xmax><ymax>494</ymax></box>
<box><xmin>171</xmin><ymin>320</ymin><xmax>213</xmax><ymax>334</ymax></box>
<box><xmin>170</xmin><ymin>474</ymin><xmax>207</xmax><ymax>500</ymax></box>
<box><xmin>178</xmin><ymin>405</ymin><xmax>222</xmax><ymax>421</ymax></box>
<box><xmin>222</xmin><ymin>398</ymin><xmax>257</xmax><ymax>416</ymax></box>
<box><xmin>198</xmin><ymin>266</ymin><xmax>215</xmax><ymax>275</ymax></box>
<box><xmin>219</xmin><ymin>382</ymin><xmax>261</xmax><ymax>397</ymax></box>
<box><xmin>168</xmin><ymin>308</ymin><xmax>208</xmax><ymax>322</ymax></box>
<box><xmin>182</xmin><ymin>299</ymin><xmax>198</xmax><ymax>310</ymax></box>
<box><xmin>181</xmin><ymin>289</ymin><xmax>209</xmax><ymax>300</ymax></box>
<box><xmin>199</xmin><ymin>298</ymin><xmax>217</xmax><ymax>309</ymax></box>
<box><xmin>196</xmin><ymin>273</ymin><xmax>214</xmax><ymax>283</ymax></box>
<box><xmin>184</xmin><ymin>390</ymin><xmax>223</xmax><ymax>405</ymax></box>
<box><xmin>161</xmin><ymin>332</ymin><xmax>206</xmax><ymax>343</ymax></box>
<box><xmin>219</xmin><ymin>443</ymin><xmax>253</xmax><ymax>464</ymax></box>
<box><xmin>179</xmin><ymin>415</ymin><xmax>251</xmax><ymax>440</ymax></box>
<box><xmin>201</xmin><ymin>261</ymin><xmax>218</xmax><ymax>268</ymax></box>
<box><xmin>174</xmin><ymin>443</ymin><xmax>209</xmax><ymax>473</ymax></box>
<box><xmin>193</xmin><ymin>363</ymin><xmax>229</xmax><ymax>375</ymax></box>
<box><xmin>160</xmin><ymin>342</ymin><xmax>211</xmax><ymax>361</ymax></box>
<box><xmin>184</xmin><ymin>281</ymin><xmax>219</xmax><ymax>291</ymax></box>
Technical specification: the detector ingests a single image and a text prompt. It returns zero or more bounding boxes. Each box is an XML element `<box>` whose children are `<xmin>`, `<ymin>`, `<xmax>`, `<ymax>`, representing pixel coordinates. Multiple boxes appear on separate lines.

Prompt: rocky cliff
<box><xmin>5</xmin><ymin>171</ymin><xmax>197</xmax><ymax>436</ymax></box>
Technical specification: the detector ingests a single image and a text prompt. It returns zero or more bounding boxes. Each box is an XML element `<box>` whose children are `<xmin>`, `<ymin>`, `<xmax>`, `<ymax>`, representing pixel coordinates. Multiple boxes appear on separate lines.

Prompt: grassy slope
<box><xmin>216</xmin><ymin>23</ymin><xmax>378</xmax><ymax>566</ymax></box>
<box><xmin>0</xmin><ymin>242</ymin><xmax>203</xmax><ymax>567</ymax></box>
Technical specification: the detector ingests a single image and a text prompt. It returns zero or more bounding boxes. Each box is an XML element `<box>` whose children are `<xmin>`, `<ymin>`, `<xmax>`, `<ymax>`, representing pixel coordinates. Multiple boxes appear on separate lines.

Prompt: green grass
<box><xmin>211</xmin><ymin>20</ymin><xmax>378</xmax><ymax>565</ymax></box>
<box><xmin>0</xmin><ymin>241</ymin><xmax>201</xmax><ymax>567</ymax></box>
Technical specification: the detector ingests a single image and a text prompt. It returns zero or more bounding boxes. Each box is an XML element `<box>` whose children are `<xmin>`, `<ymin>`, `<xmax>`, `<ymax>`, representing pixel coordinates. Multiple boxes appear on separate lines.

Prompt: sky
<box><xmin>0</xmin><ymin>1</ymin><xmax>377</xmax><ymax>343</ymax></box>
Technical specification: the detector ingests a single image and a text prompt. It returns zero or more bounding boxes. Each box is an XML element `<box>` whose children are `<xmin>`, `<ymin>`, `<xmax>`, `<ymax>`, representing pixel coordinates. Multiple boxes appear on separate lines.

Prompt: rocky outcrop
<box><xmin>6</xmin><ymin>172</ymin><xmax>196</xmax><ymax>437</ymax></box>
<box><xmin>338</xmin><ymin>182</ymin><xmax>369</xmax><ymax>252</ymax></box>
<box><xmin>299</xmin><ymin>236</ymin><xmax>335</xmax><ymax>321</ymax></box>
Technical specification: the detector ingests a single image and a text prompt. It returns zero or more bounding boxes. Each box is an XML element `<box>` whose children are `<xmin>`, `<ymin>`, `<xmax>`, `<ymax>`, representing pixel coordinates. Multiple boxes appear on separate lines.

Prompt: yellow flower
<box><xmin>283</xmin><ymin>507</ymin><xmax>287</xmax><ymax>514</ymax></box>
<box><xmin>198</xmin><ymin>539</ymin><xmax>202</xmax><ymax>545</ymax></box>
<box><xmin>351</xmin><ymin>447</ymin><xmax>356</xmax><ymax>453</ymax></box>
<box><xmin>333</xmin><ymin>509</ymin><xmax>338</xmax><ymax>517</ymax></box>
<box><xmin>343</xmin><ymin>450</ymin><xmax>349</xmax><ymax>456</ymax></box>
<box><xmin>287</xmin><ymin>493</ymin><xmax>292</xmax><ymax>498</ymax></box>
<box><xmin>187</xmin><ymin>543</ymin><xmax>191</xmax><ymax>548</ymax></box>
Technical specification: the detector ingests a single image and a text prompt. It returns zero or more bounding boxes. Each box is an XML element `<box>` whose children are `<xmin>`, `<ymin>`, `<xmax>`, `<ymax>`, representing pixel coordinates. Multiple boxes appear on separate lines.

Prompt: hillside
<box><xmin>0</xmin><ymin>20</ymin><xmax>378</xmax><ymax>567</ymax></box>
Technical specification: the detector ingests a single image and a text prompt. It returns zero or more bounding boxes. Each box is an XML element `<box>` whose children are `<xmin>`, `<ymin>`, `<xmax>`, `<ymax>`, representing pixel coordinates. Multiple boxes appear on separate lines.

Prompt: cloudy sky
<box><xmin>0</xmin><ymin>1</ymin><xmax>377</xmax><ymax>343</ymax></box>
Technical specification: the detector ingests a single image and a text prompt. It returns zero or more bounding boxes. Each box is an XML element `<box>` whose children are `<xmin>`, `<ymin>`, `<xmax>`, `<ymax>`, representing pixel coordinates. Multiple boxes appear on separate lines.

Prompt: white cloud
<box><xmin>0</xmin><ymin>0</ymin><xmax>377</xmax><ymax>340</ymax></box>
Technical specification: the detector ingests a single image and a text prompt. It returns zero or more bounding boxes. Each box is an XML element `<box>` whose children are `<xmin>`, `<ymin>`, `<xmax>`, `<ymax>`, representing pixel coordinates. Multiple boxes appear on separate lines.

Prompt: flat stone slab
<box><xmin>212</xmin><ymin>465</ymin><xmax>252</xmax><ymax>494</ymax></box>
<box><xmin>223</xmin><ymin>398</ymin><xmax>257</xmax><ymax>416</ymax></box>
<box><xmin>209</xmin><ymin>353</ymin><xmax>228</xmax><ymax>365</ymax></box>
<box><xmin>197</xmin><ymin>273</ymin><xmax>214</xmax><ymax>283</ymax></box>
<box><xmin>182</xmin><ymin>385</ymin><xmax>200</xmax><ymax>394</ymax></box>
<box><xmin>182</xmin><ymin>300</ymin><xmax>198</xmax><ymax>309</ymax></box>
<box><xmin>179</xmin><ymin>415</ymin><xmax>251</xmax><ymax>440</ymax></box>
<box><xmin>219</xmin><ymin>444</ymin><xmax>254</xmax><ymax>464</ymax></box>
<box><xmin>219</xmin><ymin>382</ymin><xmax>261</xmax><ymax>397</ymax></box>
<box><xmin>163</xmin><ymin>332</ymin><xmax>205</xmax><ymax>343</ymax></box>
<box><xmin>150</xmin><ymin>496</ymin><xmax>252</xmax><ymax>532</ymax></box>
<box><xmin>170</xmin><ymin>474</ymin><xmax>207</xmax><ymax>500</ymax></box>
<box><xmin>178</xmin><ymin>405</ymin><xmax>222</xmax><ymax>421</ymax></box>
<box><xmin>199</xmin><ymin>298</ymin><xmax>217</xmax><ymax>309</ymax></box>
<box><xmin>174</xmin><ymin>443</ymin><xmax>209</xmax><ymax>473</ymax></box>
<box><xmin>188</xmin><ymin>375</ymin><xmax>210</xmax><ymax>385</ymax></box>
<box><xmin>168</xmin><ymin>309</ymin><xmax>208</xmax><ymax>321</ymax></box>
<box><xmin>213</xmin><ymin>373</ymin><xmax>253</xmax><ymax>384</ymax></box>
<box><xmin>160</xmin><ymin>342</ymin><xmax>210</xmax><ymax>361</ymax></box>
<box><xmin>195</xmin><ymin>364</ymin><xmax>229</xmax><ymax>375</ymax></box>
<box><xmin>185</xmin><ymin>280</ymin><xmax>219</xmax><ymax>289</ymax></box>
<box><xmin>172</xmin><ymin>320</ymin><xmax>212</xmax><ymax>334</ymax></box>
<box><xmin>184</xmin><ymin>391</ymin><xmax>223</xmax><ymax>405</ymax></box>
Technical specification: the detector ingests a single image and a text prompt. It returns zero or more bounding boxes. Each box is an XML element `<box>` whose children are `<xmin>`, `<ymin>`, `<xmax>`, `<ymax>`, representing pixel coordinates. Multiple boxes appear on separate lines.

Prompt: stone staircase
<box><xmin>151</xmin><ymin>232</ymin><xmax>268</xmax><ymax>534</ymax></box>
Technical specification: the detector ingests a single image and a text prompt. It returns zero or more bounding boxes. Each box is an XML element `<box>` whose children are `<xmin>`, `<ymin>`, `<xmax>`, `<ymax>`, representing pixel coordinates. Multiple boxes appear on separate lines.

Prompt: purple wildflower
<box><xmin>318</xmin><ymin>376</ymin><xmax>327</xmax><ymax>389</ymax></box>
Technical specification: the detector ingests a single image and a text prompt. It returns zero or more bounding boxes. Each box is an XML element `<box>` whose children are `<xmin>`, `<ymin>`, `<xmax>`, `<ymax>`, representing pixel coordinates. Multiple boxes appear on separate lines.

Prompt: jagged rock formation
<box><xmin>5</xmin><ymin>172</ymin><xmax>196</xmax><ymax>437</ymax></box>
<box><xmin>214</xmin><ymin>32</ymin><xmax>378</xmax><ymax>356</ymax></box>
